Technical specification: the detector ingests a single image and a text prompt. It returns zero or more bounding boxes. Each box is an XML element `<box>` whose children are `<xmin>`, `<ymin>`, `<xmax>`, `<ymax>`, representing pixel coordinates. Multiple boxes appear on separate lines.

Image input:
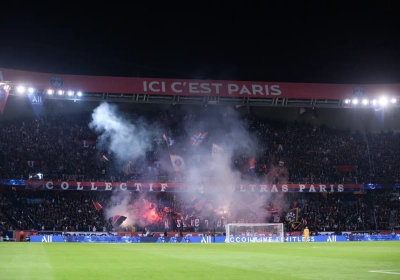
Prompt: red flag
<box><xmin>248</xmin><ymin>158</ymin><xmax>255</xmax><ymax>174</ymax></box>
<box><xmin>92</xmin><ymin>200</ymin><xmax>102</xmax><ymax>211</ymax></box>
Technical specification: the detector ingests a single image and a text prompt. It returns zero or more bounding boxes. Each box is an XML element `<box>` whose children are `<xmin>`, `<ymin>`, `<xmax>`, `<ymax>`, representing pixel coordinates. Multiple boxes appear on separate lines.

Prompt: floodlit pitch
<box><xmin>0</xmin><ymin>242</ymin><xmax>399</xmax><ymax>280</ymax></box>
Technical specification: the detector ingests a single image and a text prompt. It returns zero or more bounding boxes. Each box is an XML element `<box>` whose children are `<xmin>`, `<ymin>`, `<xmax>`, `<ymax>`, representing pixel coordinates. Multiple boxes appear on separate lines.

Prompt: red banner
<box><xmin>24</xmin><ymin>180</ymin><xmax>364</xmax><ymax>192</ymax></box>
<box><xmin>1</xmin><ymin>67</ymin><xmax>399</xmax><ymax>100</ymax></box>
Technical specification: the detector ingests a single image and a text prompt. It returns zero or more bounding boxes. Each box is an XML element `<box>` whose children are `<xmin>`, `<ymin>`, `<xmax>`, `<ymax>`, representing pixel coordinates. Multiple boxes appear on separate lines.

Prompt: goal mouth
<box><xmin>225</xmin><ymin>223</ymin><xmax>285</xmax><ymax>243</ymax></box>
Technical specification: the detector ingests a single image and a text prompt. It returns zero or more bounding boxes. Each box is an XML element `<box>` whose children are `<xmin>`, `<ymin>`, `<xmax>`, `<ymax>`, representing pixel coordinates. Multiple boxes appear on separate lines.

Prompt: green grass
<box><xmin>0</xmin><ymin>242</ymin><xmax>399</xmax><ymax>280</ymax></box>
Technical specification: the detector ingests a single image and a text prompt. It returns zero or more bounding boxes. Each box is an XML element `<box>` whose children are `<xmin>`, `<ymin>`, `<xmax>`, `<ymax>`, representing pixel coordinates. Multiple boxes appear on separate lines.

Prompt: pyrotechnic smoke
<box><xmin>89</xmin><ymin>103</ymin><xmax>157</xmax><ymax>228</ymax></box>
<box><xmin>89</xmin><ymin>103</ymin><xmax>290</xmax><ymax>230</ymax></box>
<box><xmin>178</xmin><ymin>106</ymin><xmax>273</xmax><ymax>223</ymax></box>
<box><xmin>89</xmin><ymin>102</ymin><xmax>153</xmax><ymax>162</ymax></box>
<box><xmin>104</xmin><ymin>192</ymin><xmax>132</xmax><ymax>227</ymax></box>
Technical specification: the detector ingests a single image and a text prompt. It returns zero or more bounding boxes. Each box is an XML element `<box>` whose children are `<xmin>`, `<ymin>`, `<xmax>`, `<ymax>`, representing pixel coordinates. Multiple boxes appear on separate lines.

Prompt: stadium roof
<box><xmin>0</xmin><ymin>67</ymin><xmax>399</xmax><ymax>108</ymax></box>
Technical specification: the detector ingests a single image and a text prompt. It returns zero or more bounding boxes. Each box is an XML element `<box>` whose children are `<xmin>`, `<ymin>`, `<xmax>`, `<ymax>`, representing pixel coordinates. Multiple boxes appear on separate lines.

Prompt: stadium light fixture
<box><xmin>47</xmin><ymin>89</ymin><xmax>54</xmax><ymax>95</ymax></box>
<box><xmin>352</xmin><ymin>99</ymin><xmax>358</xmax><ymax>105</ymax></box>
<box><xmin>28</xmin><ymin>87</ymin><xmax>35</xmax><ymax>94</ymax></box>
<box><xmin>390</xmin><ymin>98</ymin><xmax>397</xmax><ymax>104</ymax></box>
<box><xmin>16</xmin><ymin>85</ymin><xmax>26</xmax><ymax>94</ymax></box>
<box><xmin>58</xmin><ymin>90</ymin><xmax>63</xmax><ymax>95</ymax></box>
<box><xmin>379</xmin><ymin>97</ymin><xmax>388</xmax><ymax>106</ymax></box>
<box><xmin>77</xmin><ymin>91</ymin><xmax>82</xmax><ymax>97</ymax></box>
<box><xmin>362</xmin><ymin>99</ymin><xmax>369</xmax><ymax>105</ymax></box>
<box><xmin>68</xmin><ymin>91</ymin><xmax>74</xmax><ymax>96</ymax></box>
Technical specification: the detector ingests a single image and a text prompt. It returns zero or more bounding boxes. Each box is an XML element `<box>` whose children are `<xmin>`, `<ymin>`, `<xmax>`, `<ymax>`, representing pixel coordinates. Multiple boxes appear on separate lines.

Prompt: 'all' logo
<box><xmin>31</xmin><ymin>95</ymin><xmax>43</xmax><ymax>104</ymax></box>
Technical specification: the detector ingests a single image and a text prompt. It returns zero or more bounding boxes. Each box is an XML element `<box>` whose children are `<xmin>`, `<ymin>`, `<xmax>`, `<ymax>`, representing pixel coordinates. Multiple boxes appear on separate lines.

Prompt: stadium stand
<box><xmin>0</xmin><ymin>110</ymin><xmax>399</xmax><ymax>234</ymax></box>
<box><xmin>1</xmin><ymin>112</ymin><xmax>399</xmax><ymax>184</ymax></box>
<box><xmin>0</xmin><ymin>189</ymin><xmax>399</xmax><ymax>233</ymax></box>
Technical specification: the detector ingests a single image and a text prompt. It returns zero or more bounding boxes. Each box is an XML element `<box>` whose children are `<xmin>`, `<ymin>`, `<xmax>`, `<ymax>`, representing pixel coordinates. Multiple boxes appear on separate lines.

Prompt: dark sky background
<box><xmin>0</xmin><ymin>4</ymin><xmax>399</xmax><ymax>84</ymax></box>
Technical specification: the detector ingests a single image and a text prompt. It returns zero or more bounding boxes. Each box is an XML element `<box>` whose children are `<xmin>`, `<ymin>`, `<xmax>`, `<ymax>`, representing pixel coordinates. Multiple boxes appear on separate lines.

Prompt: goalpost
<box><xmin>225</xmin><ymin>223</ymin><xmax>285</xmax><ymax>243</ymax></box>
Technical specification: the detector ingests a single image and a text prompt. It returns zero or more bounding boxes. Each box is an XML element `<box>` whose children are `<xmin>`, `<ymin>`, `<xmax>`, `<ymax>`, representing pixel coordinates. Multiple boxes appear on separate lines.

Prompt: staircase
<box><xmin>363</xmin><ymin>132</ymin><xmax>375</xmax><ymax>175</ymax></box>
<box><xmin>389</xmin><ymin>210</ymin><xmax>396</xmax><ymax>229</ymax></box>
<box><xmin>368</xmin><ymin>208</ymin><xmax>377</xmax><ymax>229</ymax></box>
<box><xmin>363</xmin><ymin>192</ymin><xmax>376</xmax><ymax>229</ymax></box>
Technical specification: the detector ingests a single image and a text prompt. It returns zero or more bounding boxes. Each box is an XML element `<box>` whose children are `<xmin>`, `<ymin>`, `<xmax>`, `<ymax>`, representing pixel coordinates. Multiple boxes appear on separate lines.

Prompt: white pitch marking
<box><xmin>369</xmin><ymin>270</ymin><xmax>400</xmax><ymax>275</ymax></box>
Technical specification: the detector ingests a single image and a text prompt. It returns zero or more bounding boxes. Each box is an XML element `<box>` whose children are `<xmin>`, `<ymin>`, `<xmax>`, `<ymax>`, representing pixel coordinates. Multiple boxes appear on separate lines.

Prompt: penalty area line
<box><xmin>369</xmin><ymin>270</ymin><xmax>400</xmax><ymax>275</ymax></box>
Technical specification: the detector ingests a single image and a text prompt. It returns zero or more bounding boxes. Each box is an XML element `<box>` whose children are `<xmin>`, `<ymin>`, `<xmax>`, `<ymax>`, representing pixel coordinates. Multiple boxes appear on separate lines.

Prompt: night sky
<box><xmin>0</xmin><ymin>4</ymin><xmax>399</xmax><ymax>84</ymax></box>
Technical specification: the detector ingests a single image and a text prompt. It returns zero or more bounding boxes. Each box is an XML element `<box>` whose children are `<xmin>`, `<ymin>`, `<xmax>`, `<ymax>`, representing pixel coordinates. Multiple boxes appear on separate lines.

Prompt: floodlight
<box><xmin>16</xmin><ymin>86</ymin><xmax>25</xmax><ymax>94</ymax></box>
<box><xmin>379</xmin><ymin>97</ymin><xmax>388</xmax><ymax>106</ymax></box>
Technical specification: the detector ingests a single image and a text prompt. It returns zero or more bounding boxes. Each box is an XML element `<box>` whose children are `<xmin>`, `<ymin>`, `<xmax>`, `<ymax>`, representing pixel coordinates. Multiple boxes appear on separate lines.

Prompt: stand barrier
<box><xmin>30</xmin><ymin>234</ymin><xmax>400</xmax><ymax>243</ymax></box>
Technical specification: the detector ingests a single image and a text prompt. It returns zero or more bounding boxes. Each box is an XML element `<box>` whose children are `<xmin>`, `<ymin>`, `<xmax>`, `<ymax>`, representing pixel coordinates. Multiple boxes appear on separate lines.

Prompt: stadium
<box><xmin>0</xmin><ymin>67</ymin><xmax>400</xmax><ymax>279</ymax></box>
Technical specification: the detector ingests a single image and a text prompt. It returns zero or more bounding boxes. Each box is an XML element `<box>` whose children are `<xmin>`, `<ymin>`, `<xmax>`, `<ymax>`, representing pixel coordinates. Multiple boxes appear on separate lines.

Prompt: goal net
<box><xmin>225</xmin><ymin>223</ymin><xmax>285</xmax><ymax>243</ymax></box>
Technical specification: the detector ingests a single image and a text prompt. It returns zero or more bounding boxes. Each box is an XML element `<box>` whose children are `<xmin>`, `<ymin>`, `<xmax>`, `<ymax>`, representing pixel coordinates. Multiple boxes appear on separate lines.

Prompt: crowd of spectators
<box><xmin>0</xmin><ymin>109</ymin><xmax>399</xmax><ymax>184</ymax></box>
<box><xmin>0</xmin><ymin>190</ymin><xmax>399</xmax><ymax>233</ymax></box>
<box><xmin>1</xmin><ymin>108</ymin><xmax>400</xmax><ymax>233</ymax></box>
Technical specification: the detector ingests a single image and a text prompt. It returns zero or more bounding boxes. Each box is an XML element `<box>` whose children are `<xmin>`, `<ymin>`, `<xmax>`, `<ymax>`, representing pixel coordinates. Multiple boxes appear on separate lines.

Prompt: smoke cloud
<box><xmin>89</xmin><ymin>103</ymin><xmax>287</xmax><ymax>230</ymax></box>
<box><xmin>89</xmin><ymin>102</ymin><xmax>152</xmax><ymax>163</ymax></box>
<box><xmin>177</xmin><ymin>106</ymin><xmax>272</xmax><ymax>224</ymax></box>
<box><xmin>89</xmin><ymin>103</ymin><xmax>158</xmax><ymax>227</ymax></box>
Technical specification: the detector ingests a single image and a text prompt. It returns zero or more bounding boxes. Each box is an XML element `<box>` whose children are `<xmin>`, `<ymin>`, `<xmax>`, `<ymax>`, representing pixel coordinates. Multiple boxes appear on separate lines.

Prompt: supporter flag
<box><xmin>100</xmin><ymin>155</ymin><xmax>109</xmax><ymax>162</ymax></box>
<box><xmin>92</xmin><ymin>200</ymin><xmax>103</xmax><ymax>211</ymax></box>
<box><xmin>108</xmin><ymin>215</ymin><xmax>127</xmax><ymax>228</ymax></box>
<box><xmin>285</xmin><ymin>208</ymin><xmax>301</xmax><ymax>229</ymax></box>
<box><xmin>248</xmin><ymin>158</ymin><xmax>255</xmax><ymax>174</ymax></box>
<box><xmin>190</xmin><ymin>132</ymin><xmax>208</xmax><ymax>146</ymax></box>
<box><xmin>0</xmin><ymin>85</ymin><xmax>10</xmax><ymax>115</ymax></box>
<box><xmin>163</xmin><ymin>134</ymin><xmax>174</xmax><ymax>147</ymax></box>
<box><xmin>374</xmin><ymin>108</ymin><xmax>384</xmax><ymax>125</ymax></box>
<box><xmin>211</xmin><ymin>144</ymin><xmax>223</xmax><ymax>159</ymax></box>
<box><xmin>285</xmin><ymin>208</ymin><xmax>299</xmax><ymax>223</ymax></box>
<box><xmin>27</xmin><ymin>91</ymin><xmax>45</xmax><ymax>116</ymax></box>
<box><xmin>170</xmin><ymin>155</ymin><xmax>185</xmax><ymax>172</ymax></box>
<box><xmin>211</xmin><ymin>144</ymin><xmax>223</xmax><ymax>169</ymax></box>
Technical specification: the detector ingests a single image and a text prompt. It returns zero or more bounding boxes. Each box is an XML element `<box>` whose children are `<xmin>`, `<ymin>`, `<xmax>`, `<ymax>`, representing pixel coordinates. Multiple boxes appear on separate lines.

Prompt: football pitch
<box><xmin>0</xmin><ymin>242</ymin><xmax>399</xmax><ymax>280</ymax></box>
